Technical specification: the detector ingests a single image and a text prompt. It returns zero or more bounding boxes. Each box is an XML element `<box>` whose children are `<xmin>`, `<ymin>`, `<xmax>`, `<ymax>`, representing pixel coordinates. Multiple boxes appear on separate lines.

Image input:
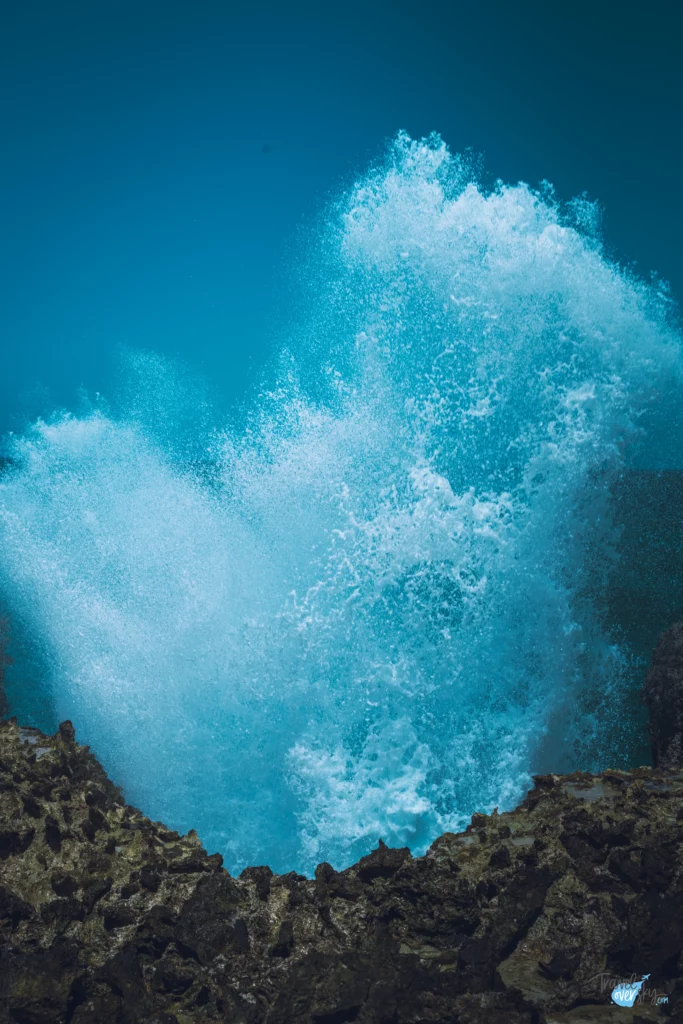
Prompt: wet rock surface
<box><xmin>643</xmin><ymin>622</ymin><xmax>683</xmax><ymax>769</ymax></box>
<box><xmin>0</xmin><ymin>618</ymin><xmax>10</xmax><ymax>721</ymax></box>
<box><xmin>1</xmin><ymin>720</ymin><xmax>683</xmax><ymax>1022</ymax></box>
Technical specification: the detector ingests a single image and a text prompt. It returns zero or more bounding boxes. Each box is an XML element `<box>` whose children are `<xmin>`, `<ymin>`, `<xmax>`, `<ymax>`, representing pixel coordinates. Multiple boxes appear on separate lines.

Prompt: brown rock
<box><xmin>1</xmin><ymin>717</ymin><xmax>682</xmax><ymax>1022</ymax></box>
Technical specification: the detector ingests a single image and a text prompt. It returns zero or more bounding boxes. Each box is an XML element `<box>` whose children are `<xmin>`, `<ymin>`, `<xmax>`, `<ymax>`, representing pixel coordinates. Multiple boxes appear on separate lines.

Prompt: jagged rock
<box><xmin>1</xmin><ymin>719</ymin><xmax>682</xmax><ymax>1022</ymax></box>
<box><xmin>643</xmin><ymin>622</ymin><xmax>683</xmax><ymax>768</ymax></box>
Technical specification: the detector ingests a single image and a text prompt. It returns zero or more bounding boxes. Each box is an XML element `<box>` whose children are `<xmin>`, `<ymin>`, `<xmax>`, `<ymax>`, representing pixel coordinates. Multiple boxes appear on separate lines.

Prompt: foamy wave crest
<box><xmin>1</xmin><ymin>133</ymin><xmax>681</xmax><ymax>873</ymax></box>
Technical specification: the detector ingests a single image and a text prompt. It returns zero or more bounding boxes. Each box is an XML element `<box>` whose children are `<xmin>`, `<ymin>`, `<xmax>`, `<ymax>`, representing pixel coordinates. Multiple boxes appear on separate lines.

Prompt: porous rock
<box><xmin>2</xmin><ymin>719</ymin><xmax>683</xmax><ymax>1022</ymax></box>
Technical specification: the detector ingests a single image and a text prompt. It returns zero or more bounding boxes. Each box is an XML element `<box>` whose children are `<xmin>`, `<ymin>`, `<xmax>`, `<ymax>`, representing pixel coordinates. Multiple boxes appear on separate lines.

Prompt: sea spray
<box><xmin>1</xmin><ymin>133</ymin><xmax>681</xmax><ymax>873</ymax></box>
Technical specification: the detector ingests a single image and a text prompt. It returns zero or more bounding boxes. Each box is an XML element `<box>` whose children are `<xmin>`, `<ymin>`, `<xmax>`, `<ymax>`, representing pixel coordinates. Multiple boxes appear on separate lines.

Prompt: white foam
<box><xmin>0</xmin><ymin>133</ymin><xmax>680</xmax><ymax>873</ymax></box>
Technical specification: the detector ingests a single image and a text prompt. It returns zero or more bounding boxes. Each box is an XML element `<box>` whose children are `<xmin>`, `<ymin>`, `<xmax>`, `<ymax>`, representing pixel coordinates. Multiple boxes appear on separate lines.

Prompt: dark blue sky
<box><xmin>2</xmin><ymin>0</ymin><xmax>682</xmax><ymax>432</ymax></box>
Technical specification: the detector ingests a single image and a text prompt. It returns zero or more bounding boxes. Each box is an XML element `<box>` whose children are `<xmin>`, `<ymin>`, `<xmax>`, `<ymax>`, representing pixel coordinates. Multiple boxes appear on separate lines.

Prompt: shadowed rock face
<box><xmin>643</xmin><ymin>622</ymin><xmax>683</xmax><ymax>769</ymax></box>
<box><xmin>0</xmin><ymin>619</ymin><xmax>9</xmax><ymax>720</ymax></box>
<box><xmin>2</xmin><ymin>720</ymin><xmax>683</xmax><ymax>1023</ymax></box>
<box><xmin>607</xmin><ymin>472</ymin><xmax>683</xmax><ymax>662</ymax></box>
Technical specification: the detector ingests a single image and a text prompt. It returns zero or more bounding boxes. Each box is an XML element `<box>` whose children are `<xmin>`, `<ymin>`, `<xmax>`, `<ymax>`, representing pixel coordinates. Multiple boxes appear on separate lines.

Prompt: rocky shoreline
<box><xmin>2</xmin><ymin>631</ymin><xmax>683</xmax><ymax>1022</ymax></box>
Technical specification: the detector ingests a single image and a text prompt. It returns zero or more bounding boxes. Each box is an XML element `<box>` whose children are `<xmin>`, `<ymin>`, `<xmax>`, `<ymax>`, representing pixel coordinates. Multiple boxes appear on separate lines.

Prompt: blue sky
<box><xmin>1</xmin><ymin>0</ymin><xmax>681</xmax><ymax>431</ymax></box>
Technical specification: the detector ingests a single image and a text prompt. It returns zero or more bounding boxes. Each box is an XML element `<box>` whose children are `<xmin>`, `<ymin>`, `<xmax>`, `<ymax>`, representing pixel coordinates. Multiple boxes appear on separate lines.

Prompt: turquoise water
<box><xmin>1</xmin><ymin>134</ymin><xmax>682</xmax><ymax>874</ymax></box>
